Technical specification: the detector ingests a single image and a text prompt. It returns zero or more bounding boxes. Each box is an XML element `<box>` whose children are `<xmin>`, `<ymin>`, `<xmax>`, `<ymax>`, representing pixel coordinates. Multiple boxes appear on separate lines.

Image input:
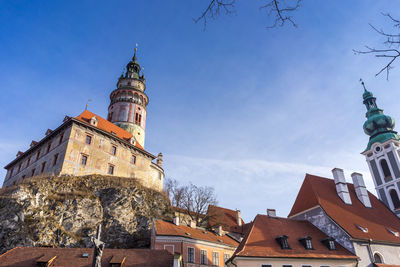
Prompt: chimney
<box><xmin>173</xmin><ymin>216</ymin><xmax>180</xmax><ymax>226</ymax></box>
<box><xmin>267</xmin><ymin>209</ymin><xmax>276</xmax><ymax>217</ymax></box>
<box><xmin>332</xmin><ymin>168</ymin><xmax>352</xmax><ymax>205</ymax></box>
<box><xmin>236</xmin><ymin>210</ymin><xmax>242</xmax><ymax>226</ymax></box>
<box><xmin>189</xmin><ymin>220</ymin><xmax>196</xmax><ymax>228</ymax></box>
<box><xmin>216</xmin><ymin>225</ymin><xmax>224</xmax><ymax>236</ymax></box>
<box><xmin>351</xmin><ymin>172</ymin><xmax>372</xmax><ymax>208</ymax></box>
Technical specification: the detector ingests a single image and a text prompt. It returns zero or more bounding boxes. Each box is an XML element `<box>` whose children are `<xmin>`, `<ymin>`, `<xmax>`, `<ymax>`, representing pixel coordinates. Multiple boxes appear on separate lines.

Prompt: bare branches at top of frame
<box><xmin>354</xmin><ymin>13</ymin><xmax>400</xmax><ymax>80</ymax></box>
<box><xmin>194</xmin><ymin>0</ymin><xmax>236</xmax><ymax>30</ymax></box>
<box><xmin>260</xmin><ymin>0</ymin><xmax>302</xmax><ymax>28</ymax></box>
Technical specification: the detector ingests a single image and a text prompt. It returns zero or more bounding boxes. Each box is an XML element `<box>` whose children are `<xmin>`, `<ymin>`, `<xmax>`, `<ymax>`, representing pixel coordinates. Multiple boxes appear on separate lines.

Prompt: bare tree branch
<box><xmin>260</xmin><ymin>0</ymin><xmax>302</xmax><ymax>28</ymax></box>
<box><xmin>354</xmin><ymin>13</ymin><xmax>400</xmax><ymax>80</ymax></box>
<box><xmin>194</xmin><ymin>0</ymin><xmax>236</xmax><ymax>30</ymax></box>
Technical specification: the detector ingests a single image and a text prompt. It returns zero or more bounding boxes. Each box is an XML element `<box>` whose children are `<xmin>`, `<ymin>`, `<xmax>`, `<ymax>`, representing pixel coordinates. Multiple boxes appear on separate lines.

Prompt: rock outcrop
<box><xmin>0</xmin><ymin>175</ymin><xmax>171</xmax><ymax>254</ymax></box>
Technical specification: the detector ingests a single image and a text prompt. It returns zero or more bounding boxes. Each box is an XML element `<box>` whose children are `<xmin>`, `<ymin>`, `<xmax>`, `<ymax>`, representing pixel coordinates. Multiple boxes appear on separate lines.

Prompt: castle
<box><xmin>2</xmin><ymin>48</ymin><xmax>165</xmax><ymax>191</ymax></box>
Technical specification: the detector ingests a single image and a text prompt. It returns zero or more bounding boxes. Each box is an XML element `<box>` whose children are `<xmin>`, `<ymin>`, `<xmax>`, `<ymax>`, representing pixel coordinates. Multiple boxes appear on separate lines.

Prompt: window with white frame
<box><xmin>223</xmin><ymin>253</ymin><xmax>230</xmax><ymax>267</ymax></box>
<box><xmin>187</xmin><ymin>247</ymin><xmax>195</xmax><ymax>263</ymax></box>
<box><xmin>212</xmin><ymin>252</ymin><xmax>219</xmax><ymax>266</ymax></box>
<box><xmin>200</xmin><ymin>250</ymin><xmax>207</xmax><ymax>265</ymax></box>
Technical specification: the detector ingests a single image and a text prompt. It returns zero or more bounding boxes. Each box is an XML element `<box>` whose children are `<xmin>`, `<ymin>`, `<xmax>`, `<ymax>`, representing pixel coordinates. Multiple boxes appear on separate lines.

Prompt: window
<box><xmin>321</xmin><ymin>237</ymin><xmax>336</xmax><ymax>250</ymax></box>
<box><xmin>131</xmin><ymin>155</ymin><xmax>136</xmax><ymax>164</ymax></box>
<box><xmin>187</xmin><ymin>247</ymin><xmax>194</xmax><ymax>263</ymax></box>
<box><xmin>31</xmin><ymin>168</ymin><xmax>35</xmax><ymax>177</ymax></box>
<box><xmin>261</xmin><ymin>265</ymin><xmax>272</xmax><ymax>267</ymax></box>
<box><xmin>36</xmin><ymin>150</ymin><xmax>40</xmax><ymax>160</ymax></box>
<box><xmin>86</xmin><ymin>135</ymin><xmax>92</xmax><ymax>145</ymax></box>
<box><xmin>299</xmin><ymin>236</ymin><xmax>313</xmax><ymax>250</ymax></box>
<box><xmin>111</xmin><ymin>146</ymin><xmax>117</xmax><ymax>155</ymax></box>
<box><xmin>59</xmin><ymin>133</ymin><xmax>64</xmax><ymax>144</ymax></box>
<box><xmin>9</xmin><ymin>168</ymin><xmax>13</xmax><ymax>178</ymax></box>
<box><xmin>41</xmin><ymin>162</ymin><xmax>46</xmax><ymax>173</ymax></box>
<box><xmin>53</xmin><ymin>154</ymin><xmax>59</xmax><ymax>166</ymax></box>
<box><xmin>390</xmin><ymin>189</ymin><xmax>400</xmax><ymax>209</ymax></box>
<box><xmin>380</xmin><ymin>159</ymin><xmax>392</xmax><ymax>182</ymax></box>
<box><xmin>27</xmin><ymin>157</ymin><xmax>31</xmax><ymax>167</ymax></box>
<box><xmin>276</xmin><ymin>235</ymin><xmax>290</xmax><ymax>249</ymax></box>
<box><xmin>81</xmin><ymin>155</ymin><xmax>88</xmax><ymax>166</ymax></box>
<box><xmin>47</xmin><ymin>142</ymin><xmax>51</xmax><ymax>153</ymax></box>
<box><xmin>200</xmin><ymin>250</ymin><xmax>207</xmax><ymax>265</ymax></box>
<box><xmin>328</xmin><ymin>240</ymin><xmax>335</xmax><ymax>250</ymax></box>
<box><xmin>18</xmin><ymin>164</ymin><xmax>21</xmax><ymax>172</ymax></box>
<box><xmin>374</xmin><ymin>252</ymin><xmax>383</xmax><ymax>263</ymax></box>
<box><xmin>108</xmin><ymin>165</ymin><xmax>114</xmax><ymax>175</ymax></box>
<box><xmin>212</xmin><ymin>252</ymin><xmax>219</xmax><ymax>266</ymax></box>
<box><xmin>282</xmin><ymin>265</ymin><xmax>292</xmax><ymax>267</ymax></box>
<box><xmin>223</xmin><ymin>253</ymin><xmax>230</xmax><ymax>266</ymax></box>
<box><xmin>306</xmin><ymin>239</ymin><xmax>312</xmax><ymax>249</ymax></box>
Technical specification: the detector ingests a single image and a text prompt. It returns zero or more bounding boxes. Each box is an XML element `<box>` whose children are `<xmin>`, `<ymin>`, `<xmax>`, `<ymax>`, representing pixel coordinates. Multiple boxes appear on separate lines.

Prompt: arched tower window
<box><xmin>389</xmin><ymin>189</ymin><xmax>400</xmax><ymax>209</ymax></box>
<box><xmin>380</xmin><ymin>159</ymin><xmax>392</xmax><ymax>182</ymax></box>
<box><xmin>374</xmin><ymin>252</ymin><xmax>383</xmax><ymax>263</ymax></box>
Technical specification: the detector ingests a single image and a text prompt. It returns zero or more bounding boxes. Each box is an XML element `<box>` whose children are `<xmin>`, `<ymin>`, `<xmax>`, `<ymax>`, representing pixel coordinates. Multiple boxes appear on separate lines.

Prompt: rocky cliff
<box><xmin>0</xmin><ymin>175</ymin><xmax>171</xmax><ymax>254</ymax></box>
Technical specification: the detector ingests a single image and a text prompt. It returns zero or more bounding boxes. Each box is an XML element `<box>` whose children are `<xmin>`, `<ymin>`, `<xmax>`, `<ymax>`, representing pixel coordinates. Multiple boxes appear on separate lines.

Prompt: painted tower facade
<box><xmin>361</xmin><ymin>83</ymin><xmax>400</xmax><ymax>216</ymax></box>
<box><xmin>107</xmin><ymin>48</ymin><xmax>148</xmax><ymax>148</ymax></box>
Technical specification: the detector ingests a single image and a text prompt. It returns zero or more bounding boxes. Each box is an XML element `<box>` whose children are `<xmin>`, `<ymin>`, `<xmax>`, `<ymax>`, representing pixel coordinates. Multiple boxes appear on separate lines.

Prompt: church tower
<box><xmin>361</xmin><ymin>81</ymin><xmax>400</xmax><ymax>216</ymax></box>
<box><xmin>107</xmin><ymin>48</ymin><xmax>148</xmax><ymax>148</ymax></box>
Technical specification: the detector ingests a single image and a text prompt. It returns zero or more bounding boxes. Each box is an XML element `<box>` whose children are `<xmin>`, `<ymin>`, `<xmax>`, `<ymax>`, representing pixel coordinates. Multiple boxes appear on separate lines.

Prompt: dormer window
<box><xmin>321</xmin><ymin>237</ymin><xmax>336</xmax><ymax>250</ymax></box>
<box><xmin>90</xmin><ymin>116</ymin><xmax>98</xmax><ymax>127</ymax></box>
<box><xmin>276</xmin><ymin>235</ymin><xmax>290</xmax><ymax>249</ymax></box>
<box><xmin>299</xmin><ymin>236</ymin><xmax>313</xmax><ymax>250</ymax></box>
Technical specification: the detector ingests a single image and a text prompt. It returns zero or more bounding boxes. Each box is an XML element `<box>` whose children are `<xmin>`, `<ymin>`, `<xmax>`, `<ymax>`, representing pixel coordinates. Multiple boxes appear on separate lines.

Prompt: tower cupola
<box><xmin>107</xmin><ymin>47</ymin><xmax>149</xmax><ymax>148</ymax></box>
<box><xmin>361</xmin><ymin>81</ymin><xmax>399</xmax><ymax>151</ymax></box>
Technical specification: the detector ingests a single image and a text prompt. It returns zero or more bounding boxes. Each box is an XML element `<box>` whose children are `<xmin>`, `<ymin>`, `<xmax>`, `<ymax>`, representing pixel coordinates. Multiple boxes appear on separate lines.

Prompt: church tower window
<box><xmin>53</xmin><ymin>154</ymin><xmax>59</xmax><ymax>166</ymax></box>
<box><xmin>389</xmin><ymin>189</ymin><xmax>400</xmax><ymax>209</ymax></box>
<box><xmin>380</xmin><ymin>159</ymin><xmax>392</xmax><ymax>182</ymax></box>
<box><xmin>59</xmin><ymin>133</ymin><xmax>64</xmax><ymax>145</ymax></box>
<box><xmin>86</xmin><ymin>135</ymin><xmax>92</xmax><ymax>145</ymax></box>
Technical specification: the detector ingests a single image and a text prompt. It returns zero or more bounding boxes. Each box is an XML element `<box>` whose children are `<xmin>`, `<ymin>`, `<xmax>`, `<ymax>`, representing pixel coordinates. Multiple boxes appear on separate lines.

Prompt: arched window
<box><xmin>380</xmin><ymin>159</ymin><xmax>392</xmax><ymax>182</ymax></box>
<box><xmin>374</xmin><ymin>252</ymin><xmax>383</xmax><ymax>263</ymax></box>
<box><xmin>390</xmin><ymin>189</ymin><xmax>400</xmax><ymax>209</ymax></box>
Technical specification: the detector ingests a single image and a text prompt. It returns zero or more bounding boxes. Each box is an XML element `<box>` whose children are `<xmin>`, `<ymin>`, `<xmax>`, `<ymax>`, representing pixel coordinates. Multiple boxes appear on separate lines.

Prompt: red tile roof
<box><xmin>0</xmin><ymin>247</ymin><xmax>174</xmax><ymax>267</ymax></box>
<box><xmin>233</xmin><ymin>214</ymin><xmax>358</xmax><ymax>259</ymax></box>
<box><xmin>289</xmin><ymin>174</ymin><xmax>400</xmax><ymax>243</ymax></box>
<box><xmin>207</xmin><ymin>205</ymin><xmax>245</xmax><ymax>234</ymax></box>
<box><xmin>154</xmin><ymin>220</ymin><xmax>239</xmax><ymax>247</ymax></box>
<box><xmin>75</xmin><ymin>110</ymin><xmax>144</xmax><ymax>150</ymax></box>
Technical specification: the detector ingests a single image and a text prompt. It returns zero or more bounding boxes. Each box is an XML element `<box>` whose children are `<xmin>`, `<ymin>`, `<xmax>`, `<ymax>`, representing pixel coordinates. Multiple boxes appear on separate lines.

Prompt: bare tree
<box><xmin>194</xmin><ymin>0</ymin><xmax>302</xmax><ymax>30</ymax></box>
<box><xmin>164</xmin><ymin>178</ymin><xmax>218</xmax><ymax>226</ymax></box>
<box><xmin>354</xmin><ymin>13</ymin><xmax>400</xmax><ymax>80</ymax></box>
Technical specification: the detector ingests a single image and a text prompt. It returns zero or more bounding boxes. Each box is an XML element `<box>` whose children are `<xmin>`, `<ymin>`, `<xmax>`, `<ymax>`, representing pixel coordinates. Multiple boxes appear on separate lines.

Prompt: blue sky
<box><xmin>1</xmin><ymin>0</ymin><xmax>400</xmax><ymax>221</ymax></box>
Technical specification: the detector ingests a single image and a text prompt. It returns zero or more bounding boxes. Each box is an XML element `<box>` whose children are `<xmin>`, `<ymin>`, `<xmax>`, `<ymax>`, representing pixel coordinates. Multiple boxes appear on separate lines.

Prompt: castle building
<box><xmin>2</xmin><ymin>50</ymin><xmax>164</xmax><ymax>191</ymax></box>
<box><xmin>360</xmin><ymin>82</ymin><xmax>400</xmax><ymax>216</ymax></box>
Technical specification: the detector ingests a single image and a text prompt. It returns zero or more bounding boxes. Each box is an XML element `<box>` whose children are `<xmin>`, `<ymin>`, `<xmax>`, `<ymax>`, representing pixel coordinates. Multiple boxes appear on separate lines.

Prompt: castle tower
<box><xmin>361</xmin><ymin>81</ymin><xmax>400</xmax><ymax>216</ymax></box>
<box><xmin>107</xmin><ymin>48</ymin><xmax>148</xmax><ymax>147</ymax></box>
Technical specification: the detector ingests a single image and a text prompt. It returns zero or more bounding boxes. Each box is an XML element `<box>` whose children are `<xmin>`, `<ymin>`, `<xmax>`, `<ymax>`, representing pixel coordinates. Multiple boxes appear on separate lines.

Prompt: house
<box><xmin>289</xmin><ymin>169</ymin><xmax>400</xmax><ymax>266</ymax></box>
<box><xmin>226</xmin><ymin>213</ymin><xmax>358</xmax><ymax>267</ymax></box>
<box><xmin>0</xmin><ymin>247</ymin><xmax>178</xmax><ymax>267</ymax></box>
<box><xmin>151</xmin><ymin>218</ymin><xmax>239</xmax><ymax>266</ymax></box>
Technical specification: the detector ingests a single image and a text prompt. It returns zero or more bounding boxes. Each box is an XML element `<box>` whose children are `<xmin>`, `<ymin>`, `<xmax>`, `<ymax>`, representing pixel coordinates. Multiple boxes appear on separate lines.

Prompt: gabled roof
<box><xmin>0</xmin><ymin>247</ymin><xmax>174</xmax><ymax>267</ymax></box>
<box><xmin>289</xmin><ymin>174</ymin><xmax>400</xmax><ymax>243</ymax></box>
<box><xmin>207</xmin><ymin>205</ymin><xmax>245</xmax><ymax>234</ymax></box>
<box><xmin>75</xmin><ymin>110</ymin><xmax>144</xmax><ymax>150</ymax></box>
<box><xmin>154</xmin><ymin>220</ymin><xmax>239</xmax><ymax>247</ymax></box>
<box><xmin>232</xmin><ymin>214</ymin><xmax>357</xmax><ymax>259</ymax></box>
